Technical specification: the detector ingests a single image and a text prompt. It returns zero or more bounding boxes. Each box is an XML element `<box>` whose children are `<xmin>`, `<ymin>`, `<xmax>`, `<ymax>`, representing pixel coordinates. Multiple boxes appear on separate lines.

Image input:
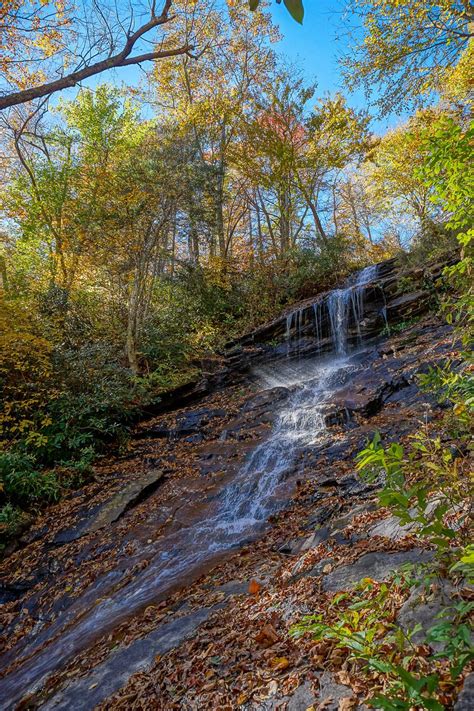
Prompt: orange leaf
<box><xmin>248</xmin><ymin>579</ymin><xmax>261</xmax><ymax>594</ymax></box>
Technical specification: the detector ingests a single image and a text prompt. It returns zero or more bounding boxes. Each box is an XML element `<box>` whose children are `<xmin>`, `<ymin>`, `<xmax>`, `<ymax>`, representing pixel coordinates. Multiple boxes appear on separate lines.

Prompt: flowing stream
<box><xmin>0</xmin><ymin>264</ymin><xmax>382</xmax><ymax>707</ymax></box>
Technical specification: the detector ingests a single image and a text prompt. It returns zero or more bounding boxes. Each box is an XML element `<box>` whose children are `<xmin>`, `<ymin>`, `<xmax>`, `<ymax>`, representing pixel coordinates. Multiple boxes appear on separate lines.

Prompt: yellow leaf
<box><xmin>269</xmin><ymin>656</ymin><xmax>290</xmax><ymax>671</ymax></box>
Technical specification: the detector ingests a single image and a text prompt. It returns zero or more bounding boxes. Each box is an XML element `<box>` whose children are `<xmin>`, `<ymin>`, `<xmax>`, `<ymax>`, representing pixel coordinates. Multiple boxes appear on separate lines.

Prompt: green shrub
<box><xmin>0</xmin><ymin>503</ymin><xmax>28</xmax><ymax>544</ymax></box>
<box><xmin>0</xmin><ymin>452</ymin><xmax>61</xmax><ymax>506</ymax></box>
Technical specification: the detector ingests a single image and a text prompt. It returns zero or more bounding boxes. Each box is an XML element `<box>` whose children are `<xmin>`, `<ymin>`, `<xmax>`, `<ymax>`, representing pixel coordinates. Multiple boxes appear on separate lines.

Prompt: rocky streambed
<box><xmin>0</xmin><ymin>258</ymin><xmax>471</xmax><ymax>710</ymax></box>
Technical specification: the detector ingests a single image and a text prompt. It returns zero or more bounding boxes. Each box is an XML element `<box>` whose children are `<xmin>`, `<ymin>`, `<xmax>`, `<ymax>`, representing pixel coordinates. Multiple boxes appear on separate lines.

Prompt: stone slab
<box><xmin>322</xmin><ymin>549</ymin><xmax>433</xmax><ymax>592</ymax></box>
<box><xmin>41</xmin><ymin>605</ymin><xmax>221</xmax><ymax>710</ymax></box>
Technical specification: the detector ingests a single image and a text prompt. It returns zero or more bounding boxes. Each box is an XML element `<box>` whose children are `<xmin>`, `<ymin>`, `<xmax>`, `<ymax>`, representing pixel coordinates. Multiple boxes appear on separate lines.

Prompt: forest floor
<box><xmin>0</xmin><ymin>314</ymin><xmax>471</xmax><ymax>710</ymax></box>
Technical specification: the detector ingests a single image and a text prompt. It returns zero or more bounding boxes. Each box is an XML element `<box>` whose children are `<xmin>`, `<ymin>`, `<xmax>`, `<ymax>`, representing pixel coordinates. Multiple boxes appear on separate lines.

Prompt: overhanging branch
<box><xmin>0</xmin><ymin>1</ymin><xmax>194</xmax><ymax>111</ymax></box>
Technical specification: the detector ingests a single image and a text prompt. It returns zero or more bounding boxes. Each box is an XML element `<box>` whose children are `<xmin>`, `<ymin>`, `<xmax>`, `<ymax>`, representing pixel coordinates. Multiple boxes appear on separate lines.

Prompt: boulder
<box><xmin>455</xmin><ymin>673</ymin><xmax>474</xmax><ymax>711</ymax></box>
<box><xmin>322</xmin><ymin>549</ymin><xmax>433</xmax><ymax>592</ymax></box>
<box><xmin>368</xmin><ymin>515</ymin><xmax>417</xmax><ymax>540</ymax></box>
<box><xmin>396</xmin><ymin>582</ymin><xmax>456</xmax><ymax>652</ymax></box>
<box><xmin>52</xmin><ymin>470</ymin><xmax>164</xmax><ymax>546</ymax></box>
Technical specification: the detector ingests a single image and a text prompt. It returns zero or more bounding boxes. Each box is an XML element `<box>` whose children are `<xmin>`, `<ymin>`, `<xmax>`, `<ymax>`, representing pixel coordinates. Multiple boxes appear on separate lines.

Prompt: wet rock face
<box><xmin>0</xmin><ymin>280</ymin><xmax>457</xmax><ymax>710</ymax></box>
<box><xmin>223</xmin><ymin>255</ymin><xmax>453</xmax><ymax>372</ymax></box>
<box><xmin>40</xmin><ymin>605</ymin><xmax>223</xmax><ymax>711</ymax></box>
<box><xmin>52</xmin><ymin>470</ymin><xmax>166</xmax><ymax>546</ymax></box>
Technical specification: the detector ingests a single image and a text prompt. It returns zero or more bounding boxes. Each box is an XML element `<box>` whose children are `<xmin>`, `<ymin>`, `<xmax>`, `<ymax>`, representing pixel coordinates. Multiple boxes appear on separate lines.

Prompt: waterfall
<box><xmin>0</xmin><ymin>262</ymin><xmax>385</xmax><ymax>708</ymax></box>
<box><xmin>325</xmin><ymin>263</ymin><xmax>380</xmax><ymax>356</ymax></box>
<box><xmin>218</xmin><ymin>359</ymin><xmax>352</xmax><ymax>530</ymax></box>
<box><xmin>286</xmin><ymin>306</ymin><xmax>304</xmax><ymax>357</ymax></box>
<box><xmin>286</xmin><ymin>312</ymin><xmax>293</xmax><ymax>357</ymax></box>
<box><xmin>313</xmin><ymin>300</ymin><xmax>324</xmax><ymax>354</ymax></box>
<box><xmin>353</xmin><ymin>263</ymin><xmax>379</xmax><ymax>286</ymax></box>
<box><xmin>285</xmin><ymin>263</ymin><xmax>381</xmax><ymax>359</ymax></box>
<box><xmin>327</xmin><ymin>289</ymin><xmax>352</xmax><ymax>356</ymax></box>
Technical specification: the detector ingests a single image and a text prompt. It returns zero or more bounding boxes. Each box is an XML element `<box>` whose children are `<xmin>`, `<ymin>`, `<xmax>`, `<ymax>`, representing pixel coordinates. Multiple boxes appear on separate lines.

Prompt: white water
<box><xmin>353</xmin><ymin>263</ymin><xmax>379</xmax><ymax>286</ymax></box>
<box><xmin>286</xmin><ymin>263</ymin><xmax>381</xmax><ymax>356</ymax></box>
<box><xmin>326</xmin><ymin>263</ymin><xmax>380</xmax><ymax>355</ymax></box>
<box><xmin>0</xmin><ymin>264</ymin><xmax>380</xmax><ymax>708</ymax></box>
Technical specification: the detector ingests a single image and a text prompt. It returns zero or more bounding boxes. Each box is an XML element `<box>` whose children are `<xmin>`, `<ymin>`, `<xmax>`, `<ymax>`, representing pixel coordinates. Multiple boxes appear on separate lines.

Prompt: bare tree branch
<box><xmin>0</xmin><ymin>1</ymin><xmax>194</xmax><ymax>111</ymax></box>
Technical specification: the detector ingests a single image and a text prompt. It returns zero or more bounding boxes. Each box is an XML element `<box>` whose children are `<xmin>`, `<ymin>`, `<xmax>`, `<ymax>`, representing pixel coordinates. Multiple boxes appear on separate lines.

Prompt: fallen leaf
<box><xmin>335</xmin><ymin>670</ymin><xmax>351</xmax><ymax>685</ymax></box>
<box><xmin>248</xmin><ymin>579</ymin><xmax>261</xmax><ymax>594</ymax></box>
<box><xmin>255</xmin><ymin>623</ymin><xmax>279</xmax><ymax>647</ymax></box>
<box><xmin>270</xmin><ymin>656</ymin><xmax>290</xmax><ymax>671</ymax></box>
<box><xmin>338</xmin><ymin>697</ymin><xmax>357</xmax><ymax>711</ymax></box>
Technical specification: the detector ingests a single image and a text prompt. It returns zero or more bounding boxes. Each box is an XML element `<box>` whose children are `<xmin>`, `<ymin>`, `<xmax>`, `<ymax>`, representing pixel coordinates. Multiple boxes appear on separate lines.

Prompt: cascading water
<box><xmin>285</xmin><ymin>311</ymin><xmax>294</xmax><ymax>357</ymax></box>
<box><xmin>326</xmin><ymin>263</ymin><xmax>379</xmax><ymax>355</ymax></box>
<box><xmin>313</xmin><ymin>300</ymin><xmax>324</xmax><ymax>355</ymax></box>
<box><xmin>327</xmin><ymin>289</ymin><xmax>352</xmax><ymax>356</ymax></box>
<box><xmin>353</xmin><ymin>263</ymin><xmax>379</xmax><ymax>287</ymax></box>
<box><xmin>0</xmin><ymin>263</ymin><xmax>382</xmax><ymax>708</ymax></box>
<box><xmin>286</xmin><ymin>264</ymin><xmax>381</xmax><ymax>357</ymax></box>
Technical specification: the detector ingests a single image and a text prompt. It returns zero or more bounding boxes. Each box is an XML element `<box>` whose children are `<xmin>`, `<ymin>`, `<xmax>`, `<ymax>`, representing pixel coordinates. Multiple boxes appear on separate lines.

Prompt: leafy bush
<box><xmin>0</xmin><ymin>452</ymin><xmax>61</xmax><ymax>507</ymax></box>
<box><xmin>292</xmin><ymin>421</ymin><xmax>473</xmax><ymax>709</ymax></box>
<box><xmin>0</xmin><ymin>325</ymin><xmax>59</xmax><ymax>447</ymax></box>
<box><xmin>356</xmin><ymin>430</ymin><xmax>472</xmax><ymax>556</ymax></box>
<box><xmin>0</xmin><ymin>503</ymin><xmax>28</xmax><ymax>544</ymax></box>
<box><xmin>292</xmin><ymin>573</ymin><xmax>473</xmax><ymax>711</ymax></box>
<box><xmin>418</xmin><ymin>363</ymin><xmax>474</xmax><ymax>426</ymax></box>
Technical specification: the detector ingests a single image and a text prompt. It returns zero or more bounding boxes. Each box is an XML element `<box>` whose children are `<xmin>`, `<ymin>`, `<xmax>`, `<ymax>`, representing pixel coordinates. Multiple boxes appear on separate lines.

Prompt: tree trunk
<box><xmin>308</xmin><ymin>199</ymin><xmax>329</xmax><ymax>246</ymax></box>
<box><xmin>279</xmin><ymin>188</ymin><xmax>290</xmax><ymax>254</ymax></box>
<box><xmin>0</xmin><ymin>255</ymin><xmax>8</xmax><ymax>294</ymax></box>
<box><xmin>215</xmin><ymin>125</ymin><xmax>226</xmax><ymax>258</ymax></box>
<box><xmin>126</xmin><ymin>275</ymin><xmax>141</xmax><ymax>375</ymax></box>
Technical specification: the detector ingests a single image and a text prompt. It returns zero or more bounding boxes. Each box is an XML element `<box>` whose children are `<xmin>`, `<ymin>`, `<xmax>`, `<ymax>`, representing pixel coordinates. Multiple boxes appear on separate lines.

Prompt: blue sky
<box><xmin>269</xmin><ymin>0</ymin><xmax>406</xmax><ymax>134</ymax></box>
<box><xmin>56</xmin><ymin>1</ymin><xmax>407</xmax><ymax>135</ymax></box>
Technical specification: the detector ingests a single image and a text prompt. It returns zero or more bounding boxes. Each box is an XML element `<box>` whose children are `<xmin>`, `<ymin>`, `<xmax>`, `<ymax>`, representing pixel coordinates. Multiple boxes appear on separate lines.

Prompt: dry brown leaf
<box><xmin>255</xmin><ymin>623</ymin><xmax>279</xmax><ymax>647</ymax></box>
<box><xmin>335</xmin><ymin>670</ymin><xmax>351</xmax><ymax>685</ymax></box>
<box><xmin>338</xmin><ymin>697</ymin><xmax>357</xmax><ymax>711</ymax></box>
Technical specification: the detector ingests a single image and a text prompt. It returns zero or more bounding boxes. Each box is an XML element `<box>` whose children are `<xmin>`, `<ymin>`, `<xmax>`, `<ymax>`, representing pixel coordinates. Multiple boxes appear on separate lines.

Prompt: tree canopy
<box><xmin>341</xmin><ymin>0</ymin><xmax>473</xmax><ymax>112</ymax></box>
<box><xmin>1</xmin><ymin>14</ymin><xmax>472</xmax><ymax>702</ymax></box>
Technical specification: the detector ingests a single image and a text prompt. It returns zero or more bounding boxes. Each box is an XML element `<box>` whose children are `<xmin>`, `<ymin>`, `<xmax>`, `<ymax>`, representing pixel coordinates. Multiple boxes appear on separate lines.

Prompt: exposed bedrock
<box><xmin>223</xmin><ymin>255</ymin><xmax>454</xmax><ymax>372</ymax></box>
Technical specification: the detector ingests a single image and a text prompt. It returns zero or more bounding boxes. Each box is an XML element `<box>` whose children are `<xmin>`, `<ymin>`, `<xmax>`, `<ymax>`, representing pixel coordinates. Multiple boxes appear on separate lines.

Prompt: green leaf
<box><xmin>393</xmin><ymin>666</ymin><xmax>425</xmax><ymax>692</ymax></box>
<box><xmin>421</xmin><ymin>700</ymin><xmax>444</xmax><ymax>711</ymax></box>
<box><xmin>249</xmin><ymin>0</ymin><xmax>259</xmax><ymax>10</ymax></box>
<box><xmin>283</xmin><ymin>0</ymin><xmax>304</xmax><ymax>24</ymax></box>
<box><xmin>368</xmin><ymin>657</ymin><xmax>395</xmax><ymax>674</ymax></box>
